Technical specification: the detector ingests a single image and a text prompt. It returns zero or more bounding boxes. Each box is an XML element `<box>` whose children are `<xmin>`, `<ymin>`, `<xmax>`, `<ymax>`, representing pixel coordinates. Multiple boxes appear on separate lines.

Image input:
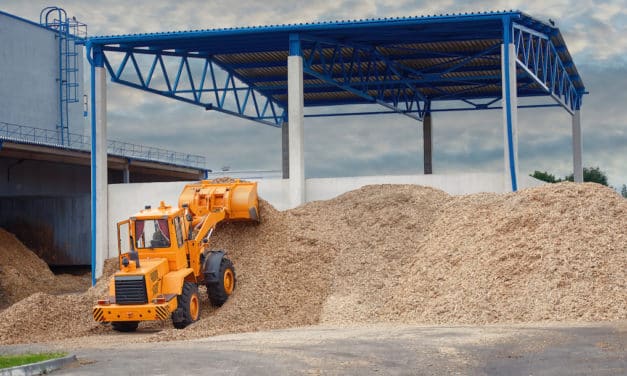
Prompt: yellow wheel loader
<box><xmin>93</xmin><ymin>179</ymin><xmax>259</xmax><ymax>331</ymax></box>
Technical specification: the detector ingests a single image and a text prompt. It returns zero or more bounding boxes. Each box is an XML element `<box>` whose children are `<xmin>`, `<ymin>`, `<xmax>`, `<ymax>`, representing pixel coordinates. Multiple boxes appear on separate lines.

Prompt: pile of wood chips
<box><xmin>0</xmin><ymin>228</ymin><xmax>90</xmax><ymax>310</ymax></box>
<box><xmin>0</xmin><ymin>182</ymin><xmax>625</xmax><ymax>345</ymax></box>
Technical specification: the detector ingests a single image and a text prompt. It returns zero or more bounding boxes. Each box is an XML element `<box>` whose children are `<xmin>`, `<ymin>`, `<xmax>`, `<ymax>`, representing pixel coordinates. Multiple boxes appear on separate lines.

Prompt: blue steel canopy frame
<box><xmin>86</xmin><ymin>11</ymin><xmax>586</xmax><ymax>284</ymax></box>
<box><xmin>98</xmin><ymin>47</ymin><xmax>285</xmax><ymax>127</ymax></box>
<box><xmin>511</xmin><ymin>22</ymin><xmax>583</xmax><ymax>113</ymax></box>
<box><xmin>86</xmin><ymin>11</ymin><xmax>585</xmax><ymax>121</ymax></box>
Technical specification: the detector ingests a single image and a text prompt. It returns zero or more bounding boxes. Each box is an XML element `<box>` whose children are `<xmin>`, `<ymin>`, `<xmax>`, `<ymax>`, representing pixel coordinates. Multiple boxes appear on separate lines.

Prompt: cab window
<box><xmin>135</xmin><ymin>219</ymin><xmax>171</xmax><ymax>248</ymax></box>
<box><xmin>174</xmin><ymin>217</ymin><xmax>184</xmax><ymax>247</ymax></box>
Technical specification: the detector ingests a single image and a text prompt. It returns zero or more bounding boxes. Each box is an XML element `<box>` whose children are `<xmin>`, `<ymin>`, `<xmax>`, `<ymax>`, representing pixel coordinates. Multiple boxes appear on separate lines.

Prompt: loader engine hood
<box><xmin>109</xmin><ymin>258</ymin><xmax>169</xmax><ymax>304</ymax></box>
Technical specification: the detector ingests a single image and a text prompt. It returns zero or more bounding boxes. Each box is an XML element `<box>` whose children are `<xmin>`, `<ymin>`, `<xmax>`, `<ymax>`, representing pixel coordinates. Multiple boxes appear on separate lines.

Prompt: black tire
<box><xmin>207</xmin><ymin>257</ymin><xmax>236</xmax><ymax>307</ymax></box>
<box><xmin>171</xmin><ymin>281</ymin><xmax>200</xmax><ymax>329</ymax></box>
<box><xmin>111</xmin><ymin>321</ymin><xmax>138</xmax><ymax>332</ymax></box>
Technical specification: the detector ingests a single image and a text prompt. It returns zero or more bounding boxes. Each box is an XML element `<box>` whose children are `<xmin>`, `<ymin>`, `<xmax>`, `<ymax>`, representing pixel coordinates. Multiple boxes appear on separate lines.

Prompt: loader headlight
<box><xmin>152</xmin><ymin>296</ymin><xmax>167</xmax><ymax>304</ymax></box>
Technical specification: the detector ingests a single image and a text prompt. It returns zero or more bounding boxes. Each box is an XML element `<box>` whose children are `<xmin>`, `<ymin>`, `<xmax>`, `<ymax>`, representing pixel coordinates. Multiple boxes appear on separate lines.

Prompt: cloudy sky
<box><xmin>4</xmin><ymin>0</ymin><xmax>626</xmax><ymax>188</ymax></box>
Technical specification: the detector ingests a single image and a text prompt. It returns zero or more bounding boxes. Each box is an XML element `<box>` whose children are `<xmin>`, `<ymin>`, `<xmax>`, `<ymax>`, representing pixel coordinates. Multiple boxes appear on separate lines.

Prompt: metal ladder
<box><xmin>40</xmin><ymin>7</ymin><xmax>87</xmax><ymax>146</ymax></box>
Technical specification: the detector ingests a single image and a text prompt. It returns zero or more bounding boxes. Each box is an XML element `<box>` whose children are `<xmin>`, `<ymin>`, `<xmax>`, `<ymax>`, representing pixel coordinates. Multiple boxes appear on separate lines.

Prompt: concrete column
<box><xmin>423</xmin><ymin>111</ymin><xmax>432</xmax><ymax>174</ymax></box>
<box><xmin>95</xmin><ymin>66</ymin><xmax>108</xmax><ymax>280</ymax></box>
<box><xmin>501</xmin><ymin>42</ymin><xmax>519</xmax><ymax>192</ymax></box>
<box><xmin>572</xmin><ymin>110</ymin><xmax>583</xmax><ymax>183</ymax></box>
<box><xmin>123</xmin><ymin>161</ymin><xmax>130</xmax><ymax>184</ymax></box>
<box><xmin>288</xmin><ymin>35</ymin><xmax>305</xmax><ymax>207</ymax></box>
<box><xmin>90</xmin><ymin>47</ymin><xmax>108</xmax><ymax>284</ymax></box>
<box><xmin>282</xmin><ymin>121</ymin><xmax>289</xmax><ymax>179</ymax></box>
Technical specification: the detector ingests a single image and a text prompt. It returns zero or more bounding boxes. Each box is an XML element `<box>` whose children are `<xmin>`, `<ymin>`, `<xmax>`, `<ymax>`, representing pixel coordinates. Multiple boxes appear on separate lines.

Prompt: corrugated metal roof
<box><xmin>90</xmin><ymin>10</ymin><xmax>524</xmax><ymax>40</ymax></box>
<box><xmin>88</xmin><ymin>10</ymin><xmax>585</xmax><ymax>110</ymax></box>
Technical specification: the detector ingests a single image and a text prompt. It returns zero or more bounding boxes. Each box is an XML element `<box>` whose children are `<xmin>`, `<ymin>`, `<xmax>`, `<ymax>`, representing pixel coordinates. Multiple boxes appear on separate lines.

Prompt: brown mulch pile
<box><xmin>0</xmin><ymin>182</ymin><xmax>625</xmax><ymax>345</ymax></box>
<box><xmin>0</xmin><ymin>228</ymin><xmax>90</xmax><ymax>310</ymax></box>
<box><xmin>0</xmin><ymin>228</ymin><xmax>58</xmax><ymax>309</ymax></box>
<box><xmin>319</xmin><ymin>183</ymin><xmax>626</xmax><ymax>324</ymax></box>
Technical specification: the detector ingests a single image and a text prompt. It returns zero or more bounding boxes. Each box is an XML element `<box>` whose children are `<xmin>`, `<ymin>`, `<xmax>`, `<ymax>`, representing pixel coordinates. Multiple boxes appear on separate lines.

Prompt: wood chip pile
<box><xmin>0</xmin><ymin>182</ymin><xmax>625</xmax><ymax>345</ymax></box>
<box><xmin>0</xmin><ymin>228</ymin><xmax>89</xmax><ymax>310</ymax></box>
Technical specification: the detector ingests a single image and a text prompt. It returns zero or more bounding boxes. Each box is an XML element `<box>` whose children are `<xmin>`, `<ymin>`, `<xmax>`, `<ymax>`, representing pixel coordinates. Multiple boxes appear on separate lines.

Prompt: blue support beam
<box><xmin>503</xmin><ymin>16</ymin><xmax>518</xmax><ymax>192</ymax></box>
<box><xmin>289</xmin><ymin>33</ymin><xmax>301</xmax><ymax>56</ymax></box>
<box><xmin>296</xmin><ymin>36</ymin><xmax>429</xmax><ymax>121</ymax></box>
<box><xmin>303</xmin><ymin>102</ymin><xmax>565</xmax><ymax>117</ymax></box>
<box><xmin>512</xmin><ymin>22</ymin><xmax>584</xmax><ymax>113</ymax></box>
<box><xmin>88</xmin><ymin>44</ymin><xmax>103</xmax><ymax>286</ymax></box>
<box><xmin>100</xmin><ymin>48</ymin><xmax>286</xmax><ymax>127</ymax></box>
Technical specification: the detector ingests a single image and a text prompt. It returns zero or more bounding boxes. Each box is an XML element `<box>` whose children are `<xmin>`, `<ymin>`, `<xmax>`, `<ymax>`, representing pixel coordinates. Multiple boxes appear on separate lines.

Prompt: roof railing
<box><xmin>0</xmin><ymin>121</ymin><xmax>206</xmax><ymax>169</ymax></box>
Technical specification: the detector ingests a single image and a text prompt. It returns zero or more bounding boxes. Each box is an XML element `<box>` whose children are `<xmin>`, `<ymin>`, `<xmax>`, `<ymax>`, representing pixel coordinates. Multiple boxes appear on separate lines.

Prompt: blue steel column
<box><xmin>501</xmin><ymin>17</ymin><xmax>519</xmax><ymax>191</ymax></box>
<box><xmin>89</xmin><ymin>46</ymin><xmax>99</xmax><ymax>285</ymax></box>
<box><xmin>572</xmin><ymin>109</ymin><xmax>583</xmax><ymax>182</ymax></box>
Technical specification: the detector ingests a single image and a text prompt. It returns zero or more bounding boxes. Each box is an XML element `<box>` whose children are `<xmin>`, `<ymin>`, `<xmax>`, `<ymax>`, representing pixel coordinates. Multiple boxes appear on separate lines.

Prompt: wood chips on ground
<box><xmin>0</xmin><ymin>182</ymin><xmax>625</xmax><ymax>345</ymax></box>
<box><xmin>0</xmin><ymin>228</ymin><xmax>90</xmax><ymax>310</ymax></box>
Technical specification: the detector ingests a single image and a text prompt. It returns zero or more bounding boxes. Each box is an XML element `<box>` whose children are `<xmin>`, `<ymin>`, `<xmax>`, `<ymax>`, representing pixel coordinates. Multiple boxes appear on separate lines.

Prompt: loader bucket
<box><xmin>179</xmin><ymin>180</ymin><xmax>259</xmax><ymax>222</ymax></box>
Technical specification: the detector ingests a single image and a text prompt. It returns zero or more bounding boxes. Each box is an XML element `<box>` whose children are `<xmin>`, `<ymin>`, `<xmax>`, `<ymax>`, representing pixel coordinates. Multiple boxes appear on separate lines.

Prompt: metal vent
<box><xmin>114</xmin><ymin>275</ymin><xmax>148</xmax><ymax>305</ymax></box>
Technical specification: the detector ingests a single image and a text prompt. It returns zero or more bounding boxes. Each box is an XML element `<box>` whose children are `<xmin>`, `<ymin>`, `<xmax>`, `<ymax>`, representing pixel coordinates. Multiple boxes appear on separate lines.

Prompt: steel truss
<box><xmin>513</xmin><ymin>23</ymin><xmax>583</xmax><ymax>113</ymax></box>
<box><xmin>297</xmin><ymin>36</ymin><xmax>431</xmax><ymax>121</ymax></box>
<box><xmin>100</xmin><ymin>48</ymin><xmax>285</xmax><ymax>127</ymax></box>
<box><xmin>293</xmin><ymin>35</ymin><xmax>566</xmax><ymax>118</ymax></box>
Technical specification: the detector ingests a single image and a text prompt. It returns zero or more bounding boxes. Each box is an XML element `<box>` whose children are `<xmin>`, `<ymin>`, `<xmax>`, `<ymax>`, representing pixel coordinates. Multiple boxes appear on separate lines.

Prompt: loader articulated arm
<box><xmin>190</xmin><ymin>210</ymin><xmax>226</xmax><ymax>243</ymax></box>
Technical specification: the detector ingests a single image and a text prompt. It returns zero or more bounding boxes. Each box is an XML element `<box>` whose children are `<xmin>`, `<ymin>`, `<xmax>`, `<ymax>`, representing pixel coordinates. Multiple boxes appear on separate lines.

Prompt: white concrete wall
<box><xmin>107</xmin><ymin>179</ymin><xmax>289</xmax><ymax>261</ymax></box>
<box><xmin>306</xmin><ymin>173</ymin><xmax>544</xmax><ymax>203</ymax></box>
<box><xmin>0</xmin><ymin>12</ymin><xmax>84</xmax><ymax>135</ymax></box>
<box><xmin>106</xmin><ymin>173</ymin><xmax>543</xmax><ymax>263</ymax></box>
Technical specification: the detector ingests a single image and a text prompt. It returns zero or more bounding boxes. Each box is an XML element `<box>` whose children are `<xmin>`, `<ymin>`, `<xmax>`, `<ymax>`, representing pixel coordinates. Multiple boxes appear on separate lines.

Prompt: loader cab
<box><xmin>121</xmin><ymin>201</ymin><xmax>189</xmax><ymax>271</ymax></box>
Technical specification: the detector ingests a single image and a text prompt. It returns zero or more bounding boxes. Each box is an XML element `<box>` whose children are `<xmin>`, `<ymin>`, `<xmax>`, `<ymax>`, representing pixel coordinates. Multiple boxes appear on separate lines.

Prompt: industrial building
<box><xmin>0</xmin><ymin>8</ymin><xmax>206</xmax><ymax>266</ymax></box>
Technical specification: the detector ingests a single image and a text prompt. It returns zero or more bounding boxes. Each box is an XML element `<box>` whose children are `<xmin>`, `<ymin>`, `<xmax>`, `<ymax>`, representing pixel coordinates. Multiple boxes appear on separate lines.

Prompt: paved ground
<box><xmin>2</xmin><ymin>322</ymin><xmax>626</xmax><ymax>375</ymax></box>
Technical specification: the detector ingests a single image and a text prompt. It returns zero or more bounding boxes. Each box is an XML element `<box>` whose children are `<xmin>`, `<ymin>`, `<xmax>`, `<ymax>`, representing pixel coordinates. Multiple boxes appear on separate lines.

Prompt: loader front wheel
<box><xmin>111</xmin><ymin>321</ymin><xmax>138</xmax><ymax>332</ymax></box>
<box><xmin>207</xmin><ymin>257</ymin><xmax>236</xmax><ymax>307</ymax></box>
<box><xmin>172</xmin><ymin>282</ymin><xmax>200</xmax><ymax>329</ymax></box>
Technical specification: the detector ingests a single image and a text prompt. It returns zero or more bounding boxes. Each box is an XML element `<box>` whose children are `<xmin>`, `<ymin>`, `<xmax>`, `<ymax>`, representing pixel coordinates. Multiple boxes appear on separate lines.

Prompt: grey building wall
<box><xmin>0</xmin><ymin>12</ymin><xmax>85</xmax><ymax>137</ymax></box>
<box><xmin>0</xmin><ymin>195</ymin><xmax>90</xmax><ymax>264</ymax></box>
<box><xmin>0</xmin><ymin>157</ymin><xmax>91</xmax><ymax>264</ymax></box>
<box><xmin>0</xmin><ymin>12</ymin><xmax>88</xmax><ymax>265</ymax></box>
<box><xmin>0</xmin><ymin>156</ymin><xmax>198</xmax><ymax>265</ymax></box>
<box><xmin>0</xmin><ymin>158</ymin><xmax>90</xmax><ymax>196</ymax></box>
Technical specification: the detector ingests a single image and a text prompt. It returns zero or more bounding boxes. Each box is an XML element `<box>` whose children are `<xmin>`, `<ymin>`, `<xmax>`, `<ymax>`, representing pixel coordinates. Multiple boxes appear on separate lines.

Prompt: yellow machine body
<box><xmin>93</xmin><ymin>180</ymin><xmax>259</xmax><ymax>327</ymax></box>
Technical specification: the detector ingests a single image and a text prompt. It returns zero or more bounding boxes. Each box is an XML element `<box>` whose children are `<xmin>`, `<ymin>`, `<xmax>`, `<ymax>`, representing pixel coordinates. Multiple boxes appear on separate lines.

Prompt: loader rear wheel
<box><xmin>111</xmin><ymin>321</ymin><xmax>138</xmax><ymax>332</ymax></box>
<box><xmin>207</xmin><ymin>257</ymin><xmax>236</xmax><ymax>307</ymax></box>
<box><xmin>172</xmin><ymin>282</ymin><xmax>200</xmax><ymax>329</ymax></box>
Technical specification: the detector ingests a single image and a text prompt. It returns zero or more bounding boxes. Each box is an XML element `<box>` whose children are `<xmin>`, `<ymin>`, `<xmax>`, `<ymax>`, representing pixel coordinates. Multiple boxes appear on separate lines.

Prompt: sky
<box><xmin>3</xmin><ymin>0</ymin><xmax>626</xmax><ymax>189</ymax></box>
